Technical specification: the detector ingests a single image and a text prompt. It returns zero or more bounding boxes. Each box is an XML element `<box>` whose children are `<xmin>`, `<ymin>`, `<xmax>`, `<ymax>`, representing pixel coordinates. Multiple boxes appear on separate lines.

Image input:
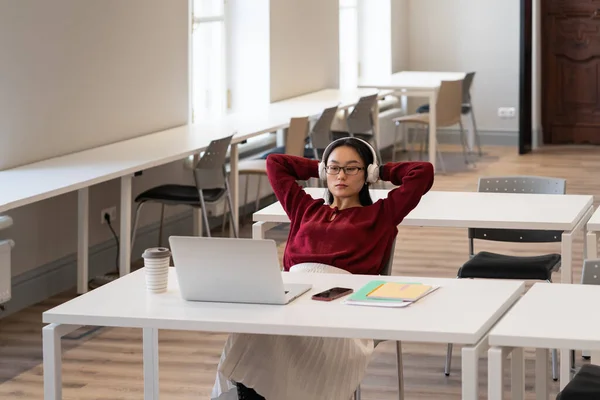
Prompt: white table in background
<box><xmin>488</xmin><ymin>283</ymin><xmax>600</xmax><ymax>400</ymax></box>
<box><xmin>0</xmin><ymin>88</ymin><xmax>385</xmax><ymax>294</ymax></box>
<box><xmin>42</xmin><ymin>267</ymin><xmax>525</xmax><ymax>400</ymax></box>
<box><xmin>269</xmin><ymin>87</ymin><xmax>394</xmax><ymax>145</ymax></box>
<box><xmin>359</xmin><ymin>71</ymin><xmax>466</xmax><ymax>172</ymax></box>
<box><xmin>252</xmin><ymin>188</ymin><xmax>594</xmax><ymax>284</ymax></box>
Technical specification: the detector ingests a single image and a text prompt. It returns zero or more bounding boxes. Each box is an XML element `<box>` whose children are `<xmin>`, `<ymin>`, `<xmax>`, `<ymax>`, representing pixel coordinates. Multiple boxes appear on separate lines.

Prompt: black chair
<box><xmin>446</xmin><ymin>176</ymin><xmax>567</xmax><ymax>380</ymax></box>
<box><xmin>556</xmin><ymin>364</ymin><xmax>600</xmax><ymax>400</ymax></box>
<box><xmin>236</xmin><ymin>382</ymin><xmax>265</xmax><ymax>400</ymax></box>
<box><xmin>130</xmin><ymin>135</ymin><xmax>237</xmax><ymax>254</ymax></box>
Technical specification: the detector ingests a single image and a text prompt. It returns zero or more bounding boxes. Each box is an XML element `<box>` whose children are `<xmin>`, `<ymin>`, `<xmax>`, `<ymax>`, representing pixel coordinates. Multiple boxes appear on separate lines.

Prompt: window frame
<box><xmin>191</xmin><ymin>0</ymin><xmax>228</xmax><ymax>121</ymax></box>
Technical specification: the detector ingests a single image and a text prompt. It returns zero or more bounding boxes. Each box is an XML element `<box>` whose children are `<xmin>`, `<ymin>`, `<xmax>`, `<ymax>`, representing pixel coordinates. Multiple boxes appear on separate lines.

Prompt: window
<box><xmin>192</xmin><ymin>0</ymin><xmax>226</xmax><ymax>120</ymax></box>
<box><xmin>339</xmin><ymin>0</ymin><xmax>359</xmax><ymax>90</ymax></box>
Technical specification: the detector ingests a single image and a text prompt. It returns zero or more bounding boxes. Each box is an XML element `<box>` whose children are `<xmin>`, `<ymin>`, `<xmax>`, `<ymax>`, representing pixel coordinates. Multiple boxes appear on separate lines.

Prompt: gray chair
<box><xmin>333</xmin><ymin>94</ymin><xmax>383</xmax><ymax>162</ymax></box>
<box><xmin>416</xmin><ymin>72</ymin><xmax>482</xmax><ymax>157</ymax></box>
<box><xmin>581</xmin><ymin>259</ymin><xmax>600</xmax><ymax>286</ymax></box>
<box><xmin>355</xmin><ymin>240</ymin><xmax>404</xmax><ymax>400</ymax></box>
<box><xmin>131</xmin><ymin>135</ymin><xmax>237</xmax><ymax>254</ymax></box>
<box><xmin>460</xmin><ymin>72</ymin><xmax>482</xmax><ymax>157</ymax></box>
<box><xmin>393</xmin><ymin>80</ymin><xmax>471</xmax><ymax>173</ymax></box>
<box><xmin>308</xmin><ymin>105</ymin><xmax>338</xmax><ymax>159</ymax></box>
<box><xmin>446</xmin><ymin>176</ymin><xmax>567</xmax><ymax>380</ymax></box>
<box><xmin>238</xmin><ymin>117</ymin><xmax>310</xmax><ymax>213</ymax></box>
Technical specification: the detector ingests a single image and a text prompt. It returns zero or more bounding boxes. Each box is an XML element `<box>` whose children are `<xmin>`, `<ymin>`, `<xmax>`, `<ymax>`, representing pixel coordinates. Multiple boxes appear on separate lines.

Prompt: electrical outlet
<box><xmin>498</xmin><ymin>107</ymin><xmax>516</xmax><ymax>119</ymax></box>
<box><xmin>100</xmin><ymin>206</ymin><xmax>117</xmax><ymax>224</ymax></box>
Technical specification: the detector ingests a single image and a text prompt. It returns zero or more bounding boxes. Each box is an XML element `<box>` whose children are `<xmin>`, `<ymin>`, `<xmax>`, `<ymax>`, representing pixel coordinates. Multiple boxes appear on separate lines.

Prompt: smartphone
<box><xmin>311</xmin><ymin>287</ymin><xmax>353</xmax><ymax>301</ymax></box>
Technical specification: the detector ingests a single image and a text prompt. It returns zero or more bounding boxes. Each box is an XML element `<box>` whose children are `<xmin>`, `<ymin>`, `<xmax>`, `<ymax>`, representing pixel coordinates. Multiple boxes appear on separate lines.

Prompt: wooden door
<box><xmin>542</xmin><ymin>0</ymin><xmax>600</xmax><ymax>144</ymax></box>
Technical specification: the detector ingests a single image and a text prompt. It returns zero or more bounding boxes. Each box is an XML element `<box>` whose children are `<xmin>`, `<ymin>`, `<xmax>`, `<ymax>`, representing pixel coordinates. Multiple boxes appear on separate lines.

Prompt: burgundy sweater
<box><xmin>266</xmin><ymin>154</ymin><xmax>434</xmax><ymax>275</ymax></box>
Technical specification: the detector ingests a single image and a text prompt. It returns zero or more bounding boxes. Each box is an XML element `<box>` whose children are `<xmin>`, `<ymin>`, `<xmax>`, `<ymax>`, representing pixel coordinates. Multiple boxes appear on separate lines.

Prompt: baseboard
<box><xmin>405</xmin><ymin>128</ymin><xmax>518</xmax><ymax>147</ymax></box>
<box><xmin>0</xmin><ymin>195</ymin><xmax>277</xmax><ymax>320</ymax></box>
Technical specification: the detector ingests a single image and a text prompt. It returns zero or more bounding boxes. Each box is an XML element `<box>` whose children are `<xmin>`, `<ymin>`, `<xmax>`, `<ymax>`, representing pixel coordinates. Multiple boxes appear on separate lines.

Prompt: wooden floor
<box><xmin>1</xmin><ymin>144</ymin><xmax>599</xmax><ymax>399</ymax></box>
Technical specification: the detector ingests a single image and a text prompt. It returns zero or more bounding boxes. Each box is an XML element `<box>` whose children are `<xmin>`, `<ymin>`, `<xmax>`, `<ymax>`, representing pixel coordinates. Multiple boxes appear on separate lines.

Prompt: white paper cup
<box><xmin>142</xmin><ymin>247</ymin><xmax>171</xmax><ymax>293</ymax></box>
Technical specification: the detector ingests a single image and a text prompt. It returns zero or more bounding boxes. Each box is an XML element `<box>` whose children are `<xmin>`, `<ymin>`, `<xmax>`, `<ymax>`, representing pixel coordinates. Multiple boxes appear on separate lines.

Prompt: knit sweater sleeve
<box><xmin>379</xmin><ymin>161</ymin><xmax>434</xmax><ymax>226</ymax></box>
<box><xmin>266</xmin><ymin>154</ymin><xmax>320</xmax><ymax>219</ymax></box>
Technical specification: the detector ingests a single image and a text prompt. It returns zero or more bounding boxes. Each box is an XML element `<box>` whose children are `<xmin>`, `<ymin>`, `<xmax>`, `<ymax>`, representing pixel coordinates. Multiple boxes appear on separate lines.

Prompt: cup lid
<box><xmin>142</xmin><ymin>247</ymin><xmax>171</xmax><ymax>259</ymax></box>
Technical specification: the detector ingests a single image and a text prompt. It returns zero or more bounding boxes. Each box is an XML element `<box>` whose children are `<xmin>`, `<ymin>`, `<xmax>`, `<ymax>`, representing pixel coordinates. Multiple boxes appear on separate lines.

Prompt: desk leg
<box><xmin>535</xmin><ymin>348</ymin><xmax>549</xmax><ymax>400</ymax></box>
<box><xmin>511</xmin><ymin>348</ymin><xmax>525</xmax><ymax>400</ymax></box>
<box><xmin>229</xmin><ymin>143</ymin><xmax>239</xmax><ymax>238</ymax></box>
<box><xmin>143</xmin><ymin>328</ymin><xmax>159</xmax><ymax>399</ymax></box>
<box><xmin>252</xmin><ymin>221</ymin><xmax>281</xmax><ymax>240</ymax></box>
<box><xmin>43</xmin><ymin>324</ymin><xmax>81</xmax><ymax>400</ymax></box>
<box><xmin>586</xmin><ymin>231</ymin><xmax>598</xmax><ymax>259</ymax></box>
<box><xmin>120</xmin><ymin>175</ymin><xmax>133</xmax><ymax>276</ymax></box>
<box><xmin>582</xmin><ymin>231</ymin><xmax>598</xmax><ymax>360</ymax></box>
<box><xmin>77</xmin><ymin>188</ymin><xmax>89</xmax><ymax>294</ymax></box>
<box><xmin>428</xmin><ymin>90</ymin><xmax>438</xmax><ymax>172</ymax></box>
<box><xmin>462</xmin><ymin>335</ymin><xmax>488</xmax><ymax>400</ymax></box>
<box><xmin>561</xmin><ymin>231</ymin><xmax>573</xmax><ymax>284</ymax></box>
<box><xmin>560</xmin><ymin>348</ymin><xmax>572</xmax><ymax>390</ymax></box>
<box><xmin>488</xmin><ymin>347</ymin><xmax>504</xmax><ymax>400</ymax></box>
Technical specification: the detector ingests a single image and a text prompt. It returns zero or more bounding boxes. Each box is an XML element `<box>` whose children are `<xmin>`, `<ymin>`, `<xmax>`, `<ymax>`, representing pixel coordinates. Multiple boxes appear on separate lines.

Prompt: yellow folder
<box><xmin>367</xmin><ymin>282</ymin><xmax>433</xmax><ymax>302</ymax></box>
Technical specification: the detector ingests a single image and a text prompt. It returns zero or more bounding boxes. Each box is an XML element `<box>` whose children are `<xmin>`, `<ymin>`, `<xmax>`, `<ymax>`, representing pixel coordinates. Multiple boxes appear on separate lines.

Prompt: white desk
<box><xmin>43</xmin><ymin>267</ymin><xmax>525</xmax><ymax>400</ymax></box>
<box><xmin>488</xmin><ymin>283</ymin><xmax>600</xmax><ymax>400</ymax></box>
<box><xmin>359</xmin><ymin>71</ymin><xmax>467</xmax><ymax>171</ymax></box>
<box><xmin>0</xmin><ymin>88</ymin><xmax>384</xmax><ymax>294</ymax></box>
<box><xmin>252</xmin><ymin>188</ymin><xmax>595</xmax><ymax>284</ymax></box>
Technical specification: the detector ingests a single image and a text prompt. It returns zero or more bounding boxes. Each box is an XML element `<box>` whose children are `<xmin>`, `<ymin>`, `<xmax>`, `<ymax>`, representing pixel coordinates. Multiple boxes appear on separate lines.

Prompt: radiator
<box><xmin>0</xmin><ymin>216</ymin><xmax>14</xmax><ymax>306</ymax></box>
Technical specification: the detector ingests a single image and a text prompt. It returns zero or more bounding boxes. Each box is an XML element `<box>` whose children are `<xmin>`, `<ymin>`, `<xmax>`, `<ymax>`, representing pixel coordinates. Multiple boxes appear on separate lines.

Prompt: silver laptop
<box><xmin>168</xmin><ymin>236</ymin><xmax>312</xmax><ymax>305</ymax></box>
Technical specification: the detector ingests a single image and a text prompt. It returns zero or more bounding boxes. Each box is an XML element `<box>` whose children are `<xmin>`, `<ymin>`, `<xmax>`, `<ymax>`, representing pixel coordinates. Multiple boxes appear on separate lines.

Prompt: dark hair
<box><xmin>322</xmin><ymin>137</ymin><xmax>374</xmax><ymax>206</ymax></box>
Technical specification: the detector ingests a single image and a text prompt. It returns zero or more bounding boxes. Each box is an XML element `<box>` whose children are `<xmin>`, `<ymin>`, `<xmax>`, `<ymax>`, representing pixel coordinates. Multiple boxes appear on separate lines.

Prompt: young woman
<box><xmin>211</xmin><ymin>137</ymin><xmax>434</xmax><ymax>400</ymax></box>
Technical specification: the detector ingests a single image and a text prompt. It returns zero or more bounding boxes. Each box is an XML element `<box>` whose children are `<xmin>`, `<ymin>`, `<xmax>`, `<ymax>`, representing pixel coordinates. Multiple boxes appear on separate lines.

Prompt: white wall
<box><xmin>359</xmin><ymin>0</ymin><xmax>392</xmax><ymax>82</ymax></box>
<box><xmin>407</xmin><ymin>0</ymin><xmax>520</xmax><ymax>133</ymax></box>
<box><xmin>269</xmin><ymin>0</ymin><xmax>339</xmax><ymax>102</ymax></box>
<box><xmin>0</xmin><ymin>0</ymin><xmax>189</xmax><ymax>170</ymax></box>
<box><xmin>0</xmin><ymin>0</ymin><xmax>192</xmax><ymax>276</ymax></box>
<box><xmin>391</xmin><ymin>0</ymin><xmax>410</xmax><ymax>72</ymax></box>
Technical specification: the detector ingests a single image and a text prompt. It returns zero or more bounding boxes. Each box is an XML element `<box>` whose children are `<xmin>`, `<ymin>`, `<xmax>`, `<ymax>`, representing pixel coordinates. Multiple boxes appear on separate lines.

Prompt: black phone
<box><xmin>311</xmin><ymin>287</ymin><xmax>353</xmax><ymax>302</ymax></box>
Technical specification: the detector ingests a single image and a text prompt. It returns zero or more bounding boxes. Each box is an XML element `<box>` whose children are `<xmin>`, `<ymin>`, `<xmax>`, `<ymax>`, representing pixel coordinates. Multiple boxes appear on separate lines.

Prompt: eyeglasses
<box><xmin>325</xmin><ymin>165</ymin><xmax>364</xmax><ymax>175</ymax></box>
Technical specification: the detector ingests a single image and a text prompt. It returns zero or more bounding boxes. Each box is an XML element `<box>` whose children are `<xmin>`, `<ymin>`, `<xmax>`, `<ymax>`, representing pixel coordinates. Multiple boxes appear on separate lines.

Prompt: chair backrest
<box><xmin>309</xmin><ymin>105</ymin><xmax>338</xmax><ymax>159</ymax></box>
<box><xmin>435</xmin><ymin>79</ymin><xmax>463</xmax><ymax>128</ymax></box>
<box><xmin>582</xmin><ymin>259</ymin><xmax>600</xmax><ymax>285</ymax></box>
<box><xmin>346</xmin><ymin>94</ymin><xmax>378</xmax><ymax>136</ymax></box>
<box><xmin>469</xmin><ymin>176</ymin><xmax>566</xmax><ymax>252</ymax></box>
<box><xmin>380</xmin><ymin>239</ymin><xmax>396</xmax><ymax>276</ymax></box>
<box><xmin>285</xmin><ymin>116</ymin><xmax>310</xmax><ymax>157</ymax></box>
<box><xmin>193</xmin><ymin>134</ymin><xmax>234</xmax><ymax>191</ymax></box>
<box><xmin>462</xmin><ymin>72</ymin><xmax>476</xmax><ymax>104</ymax></box>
